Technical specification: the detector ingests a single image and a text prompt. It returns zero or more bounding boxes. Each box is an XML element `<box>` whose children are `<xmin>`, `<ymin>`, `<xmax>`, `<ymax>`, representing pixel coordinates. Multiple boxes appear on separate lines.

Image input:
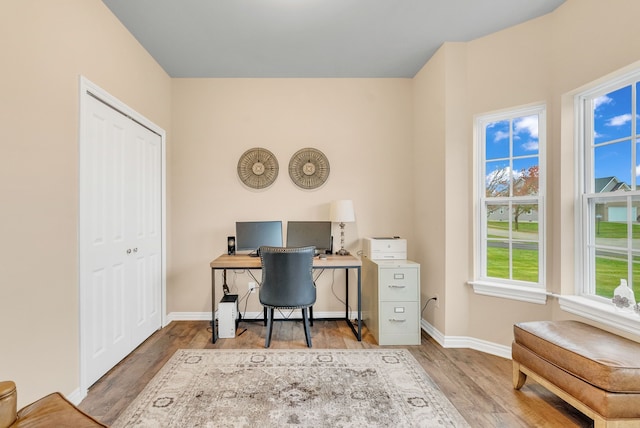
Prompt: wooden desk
<box><xmin>209</xmin><ymin>253</ymin><xmax>362</xmax><ymax>343</ymax></box>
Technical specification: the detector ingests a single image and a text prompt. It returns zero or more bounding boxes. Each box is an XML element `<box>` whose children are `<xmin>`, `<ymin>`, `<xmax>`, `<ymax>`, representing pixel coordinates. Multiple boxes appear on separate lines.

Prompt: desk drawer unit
<box><xmin>362</xmin><ymin>258</ymin><xmax>421</xmax><ymax>345</ymax></box>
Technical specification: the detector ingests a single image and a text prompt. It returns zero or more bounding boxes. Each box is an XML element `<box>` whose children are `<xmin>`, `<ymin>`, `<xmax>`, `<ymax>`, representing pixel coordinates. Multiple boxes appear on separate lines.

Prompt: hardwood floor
<box><xmin>79</xmin><ymin>320</ymin><xmax>593</xmax><ymax>427</ymax></box>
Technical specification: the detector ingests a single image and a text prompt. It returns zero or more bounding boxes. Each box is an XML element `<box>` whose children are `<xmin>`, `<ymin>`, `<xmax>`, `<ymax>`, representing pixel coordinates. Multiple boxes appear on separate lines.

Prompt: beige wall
<box><xmin>0</xmin><ymin>0</ymin><xmax>171</xmax><ymax>406</ymax></box>
<box><xmin>170</xmin><ymin>78</ymin><xmax>414</xmax><ymax>314</ymax></box>
<box><xmin>413</xmin><ymin>47</ymin><xmax>447</xmax><ymax>332</ymax></box>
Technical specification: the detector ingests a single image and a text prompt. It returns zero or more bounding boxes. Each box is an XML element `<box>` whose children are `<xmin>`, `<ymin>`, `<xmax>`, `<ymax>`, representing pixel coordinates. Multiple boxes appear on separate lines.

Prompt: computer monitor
<box><xmin>235</xmin><ymin>221</ymin><xmax>283</xmax><ymax>255</ymax></box>
<box><xmin>286</xmin><ymin>221</ymin><xmax>332</xmax><ymax>255</ymax></box>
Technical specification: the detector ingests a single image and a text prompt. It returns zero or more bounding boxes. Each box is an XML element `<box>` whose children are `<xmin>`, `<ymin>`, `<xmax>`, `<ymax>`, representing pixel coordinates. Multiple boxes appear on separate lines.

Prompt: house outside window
<box><xmin>578</xmin><ymin>72</ymin><xmax>640</xmax><ymax>306</ymax></box>
<box><xmin>471</xmin><ymin>105</ymin><xmax>546</xmax><ymax>303</ymax></box>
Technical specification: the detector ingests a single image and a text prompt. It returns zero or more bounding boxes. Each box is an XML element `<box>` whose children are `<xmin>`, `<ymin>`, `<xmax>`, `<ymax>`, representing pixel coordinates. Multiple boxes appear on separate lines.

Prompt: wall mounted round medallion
<box><xmin>237</xmin><ymin>147</ymin><xmax>279</xmax><ymax>189</ymax></box>
<box><xmin>288</xmin><ymin>147</ymin><xmax>330</xmax><ymax>189</ymax></box>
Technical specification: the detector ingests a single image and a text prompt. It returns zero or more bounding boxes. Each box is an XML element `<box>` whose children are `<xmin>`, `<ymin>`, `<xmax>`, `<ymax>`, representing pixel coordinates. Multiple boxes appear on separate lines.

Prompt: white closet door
<box><xmin>80</xmin><ymin>94</ymin><xmax>162</xmax><ymax>387</ymax></box>
<box><xmin>127</xmin><ymin>121</ymin><xmax>162</xmax><ymax>347</ymax></box>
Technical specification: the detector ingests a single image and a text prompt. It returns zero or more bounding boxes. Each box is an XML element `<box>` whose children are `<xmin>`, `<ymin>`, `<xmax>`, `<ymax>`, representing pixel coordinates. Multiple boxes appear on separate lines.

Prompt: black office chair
<box><xmin>259</xmin><ymin>245</ymin><xmax>316</xmax><ymax>347</ymax></box>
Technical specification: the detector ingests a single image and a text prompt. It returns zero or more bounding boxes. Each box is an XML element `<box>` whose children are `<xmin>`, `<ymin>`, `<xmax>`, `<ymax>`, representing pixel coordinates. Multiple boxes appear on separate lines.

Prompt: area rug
<box><xmin>113</xmin><ymin>349</ymin><xmax>469</xmax><ymax>427</ymax></box>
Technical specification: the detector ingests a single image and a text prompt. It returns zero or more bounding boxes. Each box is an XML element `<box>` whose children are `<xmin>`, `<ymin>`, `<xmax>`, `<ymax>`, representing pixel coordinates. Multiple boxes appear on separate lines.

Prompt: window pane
<box><xmin>513</xmin><ymin>115</ymin><xmax>539</xmax><ymax>157</ymax></box>
<box><xmin>486</xmin><ymin>241</ymin><xmax>509</xmax><ymax>279</ymax></box>
<box><xmin>487</xmin><ymin>203</ymin><xmax>510</xmax><ymax>279</ymax></box>
<box><xmin>594</xmin><ymin>199</ymin><xmax>629</xmax><ymax>248</ymax></box>
<box><xmin>485</xmin><ymin>120</ymin><xmax>509</xmax><ymax>160</ymax></box>
<box><xmin>637</xmin><ymin>82</ymin><xmax>640</xmax><ymax>134</ymax></box>
<box><xmin>636</xmin><ymin>137</ymin><xmax>640</xmax><ymax>189</ymax></box>
<box><xmin>633</xmin><ymin>198</ymin><xmax>640</xmax><ymax>250</ymax></box>
<box><xmin>487</xmin><ymin>203</ymin><xmax>509</xmax><ymax>233</ymax></box>
<box><xmin>632</xmin><ymin>253</ymin><xmax>640</xmax><ymax>302</ymax></box>
<box><xmin>594</xmin><ymin>85</ymin><xmax>632</xmax><ymax>145</ymax></box>
<box><xmin>512</xmin><ymin>203</ymin><xmax>539</xmax><ymax>237</ymax></box>
<box><xmin>595</xmin><ymin>249</ymin><xmax>627</xmax><ymax>298</ymax></box>
<box><xmin>513</xmin><ymin>242</ymin><xmax>539</xmax><ymax>282</ymax></box>
<box><xmin>594</xmin><ymin>140</ymin><xmax>631</xmax><ymax>190</ymax></box>
<box><xmin>512</xmin><ymin>158</ymin><xmax>539</xmax><ymax>197</ymax></box>
<box><xmin>485</xmin><ymin>160</ymin><xmax>510</xmax><ymax>197</ymax></box>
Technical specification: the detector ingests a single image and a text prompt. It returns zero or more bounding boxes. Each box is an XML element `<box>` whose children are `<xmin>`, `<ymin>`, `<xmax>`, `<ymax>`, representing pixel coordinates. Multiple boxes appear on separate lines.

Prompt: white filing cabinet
<box><xmin>362</xmin><ymin>257</ymin><xmax>421</xmax><ymax>345</ymax></box>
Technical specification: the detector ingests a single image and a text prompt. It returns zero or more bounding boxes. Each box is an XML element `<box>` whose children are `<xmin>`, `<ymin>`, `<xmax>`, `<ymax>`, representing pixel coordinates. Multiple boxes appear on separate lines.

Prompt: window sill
<box><xmin>468</xmin><ymin>280</ymin><xmax>548</xmax><ymax>304</ymax></box>
<box><xmin>559</xmin><ymin>295</ymin><xmax>640</xmax><ymax>336</ymax></box>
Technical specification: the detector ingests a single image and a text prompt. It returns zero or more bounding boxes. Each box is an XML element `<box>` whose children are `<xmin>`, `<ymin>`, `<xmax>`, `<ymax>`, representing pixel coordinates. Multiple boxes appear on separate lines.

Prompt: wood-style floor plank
<box><xmin>79</xmin><ymin>320</ymin><xmax>593</xmax><ymax>427</ymax></box>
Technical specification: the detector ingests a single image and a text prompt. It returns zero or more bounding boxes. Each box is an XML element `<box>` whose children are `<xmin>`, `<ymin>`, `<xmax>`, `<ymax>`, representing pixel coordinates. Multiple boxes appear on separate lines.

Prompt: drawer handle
<box><xmin>388</xmin><ymin>284</ymin><xmax>406</xmax><ymax>288</ymax></box>
<box><xmin>388</xmin><ymin>318</ymin><xmax>407</xmax><ymax>323</ymax></box>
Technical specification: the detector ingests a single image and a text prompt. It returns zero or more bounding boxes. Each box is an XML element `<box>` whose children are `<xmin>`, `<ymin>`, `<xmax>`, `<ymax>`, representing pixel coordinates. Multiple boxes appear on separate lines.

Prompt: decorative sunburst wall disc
<box><xmin>289</xmin><ymin>147</ymin><xmax>330</xmax><ymax>189</ymax></box>
<box><xmin>237</xmin><ymin>147</ymin><xmax>279</xmax><ymax>189</ymax></box>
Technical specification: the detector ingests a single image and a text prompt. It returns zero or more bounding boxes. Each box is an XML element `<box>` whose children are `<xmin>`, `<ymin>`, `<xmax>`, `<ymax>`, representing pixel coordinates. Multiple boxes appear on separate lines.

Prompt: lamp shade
<box><xmin>330</xmin><ymin>200</ymin><xmax>355</xmax><ymax>223</ymax></box>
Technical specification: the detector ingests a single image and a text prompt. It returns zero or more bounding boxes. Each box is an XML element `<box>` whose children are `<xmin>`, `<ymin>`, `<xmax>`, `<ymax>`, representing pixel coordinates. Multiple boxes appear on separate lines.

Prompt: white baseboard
<box><xmin>420</xmin><ymin>319</ymin><xmax>512</xmax><ymax>360</ymax></box>
<box><xmin>166</xmin><ymin>310</ymin><xmax>357</xmax><ymax>324</ymax></box>
<box><xmin>166</xmin><ymin>313</ymin><xmax>511</xmax><ymax>360</ymax></box>
<box><xmin>67</xmin><ymin>387</ymin><xmax>85</xmax><ymax>405</ymax></box>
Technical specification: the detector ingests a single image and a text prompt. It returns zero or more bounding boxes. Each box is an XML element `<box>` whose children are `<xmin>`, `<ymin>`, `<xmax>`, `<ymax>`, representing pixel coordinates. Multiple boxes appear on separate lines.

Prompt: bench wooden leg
<box><xmin>514</xmin><ymin>362</ymin><xmax>640</xmax><ymax>428</ymax></box>
<box><xmin>512</xmin><ymin>361</ymin><xmax>527</xmax><ymax>390</ymax></box>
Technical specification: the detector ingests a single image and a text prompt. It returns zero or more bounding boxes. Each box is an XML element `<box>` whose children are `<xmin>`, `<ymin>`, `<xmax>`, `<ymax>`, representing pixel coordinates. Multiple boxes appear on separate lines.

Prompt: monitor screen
<box><xmin>286</xmin><ymin>221</ymin><xmax>332</xmax><ymax>254</ymax></box>
<box><xmin>235</xmin><ymin>221</ymin><xmax>283</xmax><ymax>253</ymax></box>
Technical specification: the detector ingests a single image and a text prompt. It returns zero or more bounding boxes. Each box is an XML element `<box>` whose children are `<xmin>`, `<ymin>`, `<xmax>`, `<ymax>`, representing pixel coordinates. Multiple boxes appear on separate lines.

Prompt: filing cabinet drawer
<box><xmin>379</xmin><ymin>301</ymin><xmax>419</xmax><ymax>334</ymax></box>
<box><xmin>379</xmin><ymin>269</ymin><xmax>419</xmax><ymax>301</ymax></box>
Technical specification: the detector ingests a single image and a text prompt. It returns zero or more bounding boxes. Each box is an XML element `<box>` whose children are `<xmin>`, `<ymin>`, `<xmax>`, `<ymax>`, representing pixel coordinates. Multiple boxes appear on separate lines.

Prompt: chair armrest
<box><xmin>0</xmin><ymin>381</ymin><xmax>17</xmax><ymax>428</ymax></box>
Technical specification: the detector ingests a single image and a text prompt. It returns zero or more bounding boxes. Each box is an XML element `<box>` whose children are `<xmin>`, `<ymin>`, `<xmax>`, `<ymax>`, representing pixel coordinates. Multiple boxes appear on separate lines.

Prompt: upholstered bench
<box><xmin>0</xmin><ymin>381</ymin><xmax>107</xmax><ymax>427</ymax></box>
<box><xmin>512</xmin><ymin>320</ymin><xmax>640</xmax><ymax>428</ymax></box>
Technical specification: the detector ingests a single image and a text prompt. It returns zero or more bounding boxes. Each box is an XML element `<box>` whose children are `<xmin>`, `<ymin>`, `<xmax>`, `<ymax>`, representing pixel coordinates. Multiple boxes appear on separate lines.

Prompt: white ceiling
<box><xmin>102</xmin><ymin>0</ymin><xmax>565</xmax><ymax>78</ymax></box>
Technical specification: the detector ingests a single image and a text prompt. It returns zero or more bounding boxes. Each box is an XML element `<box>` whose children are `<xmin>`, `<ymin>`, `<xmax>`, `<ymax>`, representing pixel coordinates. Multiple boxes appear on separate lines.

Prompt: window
<box><xmin>471</xmin><ymin>105</ymin><xmax>546</xmax><ymax>303</ymax></box>
<box><xmin>578</xmin><ymin>72</ymin><xmax>640</xmax><ymax>305</ymax></box>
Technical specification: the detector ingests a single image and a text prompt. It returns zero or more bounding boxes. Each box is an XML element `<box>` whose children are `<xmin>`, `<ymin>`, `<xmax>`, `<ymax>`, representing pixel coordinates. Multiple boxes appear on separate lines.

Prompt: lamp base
<box><xmin>336</xmin><ymin>248</ymin><xmax>350</xmax><ymax>256</ymax></box>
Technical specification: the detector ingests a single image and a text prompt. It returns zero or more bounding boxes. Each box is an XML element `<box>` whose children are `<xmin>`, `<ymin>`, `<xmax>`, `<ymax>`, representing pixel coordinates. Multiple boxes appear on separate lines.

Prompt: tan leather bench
<box><xmin>0</xmin><ymin>381</ymin><xmax>107</xmax><ymax>427</ymax></box>
<box><xmin>512</xmin><ymin>320</ymin><xmax>640</xmax><ymax>428</ymax></box>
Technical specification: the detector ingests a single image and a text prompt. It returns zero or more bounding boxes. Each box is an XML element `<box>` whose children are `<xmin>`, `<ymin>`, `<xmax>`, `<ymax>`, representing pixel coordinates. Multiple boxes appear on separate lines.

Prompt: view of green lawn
<box><xmin>487</xmin><ymin>220</ymin><xmax>538</xmax><ymax>233</ymax></box>
<box><xmin>487</xmin><ymin>220</ymin><xmax>640</xmax><ymax>301</ymax></box>
<box><xmin>595</xmin><ymin>255</ymin><xmax>640</xmax><ymax>299</ymax></box>
<box><xmin>596</xmin><ymin>220</ymin><xmax>640</xmax><ymax>239</ymax></box>
<box><xmin>486</xmin><ymin>247</ymin><xmax>538</xmax><ymax>282</ymax></box>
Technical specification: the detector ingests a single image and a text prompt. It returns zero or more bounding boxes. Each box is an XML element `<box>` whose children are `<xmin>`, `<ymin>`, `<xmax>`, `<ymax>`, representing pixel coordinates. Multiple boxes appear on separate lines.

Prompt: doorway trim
<box><xmin>78</xmin><ymin>76</ymin><xmax>167</xmax><ymax>398</ymax></box>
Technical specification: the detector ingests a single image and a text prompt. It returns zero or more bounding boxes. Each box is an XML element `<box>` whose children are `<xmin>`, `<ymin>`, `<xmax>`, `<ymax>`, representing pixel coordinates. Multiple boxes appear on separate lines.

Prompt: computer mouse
<box><xmin>319</xmin><ymin>253</ymin><xmax>327</xmax><ymax>260</ymax></box>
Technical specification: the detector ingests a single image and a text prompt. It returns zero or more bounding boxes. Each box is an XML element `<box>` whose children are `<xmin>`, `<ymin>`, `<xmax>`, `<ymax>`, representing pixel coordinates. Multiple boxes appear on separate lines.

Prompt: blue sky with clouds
<box><xmin>593</xmin><ymin>83</ymin><xmax>639</xmax><ymax>187</ymax></box>
<box><xmin>485</xmin><ymin>115</ymin><xmax>539</xmax><ymax>194</ymax></box>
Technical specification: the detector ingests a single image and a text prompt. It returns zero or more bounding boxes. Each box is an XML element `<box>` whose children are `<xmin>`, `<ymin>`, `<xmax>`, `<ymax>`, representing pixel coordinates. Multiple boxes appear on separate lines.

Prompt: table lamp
<box><xmin>330</xmin><ymin>200</ymin><xmax>355</xmax><ymax>255</ymax></box>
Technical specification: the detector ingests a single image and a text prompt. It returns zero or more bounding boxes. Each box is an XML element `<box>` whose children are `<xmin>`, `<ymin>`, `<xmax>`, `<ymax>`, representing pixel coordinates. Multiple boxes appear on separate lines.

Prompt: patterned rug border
<box><xmin>114</xmin><ymin>348</ymin><xmax>470</xmax><ymax>428</ymax></box>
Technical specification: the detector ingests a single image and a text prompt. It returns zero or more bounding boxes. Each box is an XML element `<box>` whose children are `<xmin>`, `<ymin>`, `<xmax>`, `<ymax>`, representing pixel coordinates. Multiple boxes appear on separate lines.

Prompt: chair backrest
<box><xmin>259</xmin><ymin>246</ymin><xmax>316</xmax><ymax>309</ymax></box>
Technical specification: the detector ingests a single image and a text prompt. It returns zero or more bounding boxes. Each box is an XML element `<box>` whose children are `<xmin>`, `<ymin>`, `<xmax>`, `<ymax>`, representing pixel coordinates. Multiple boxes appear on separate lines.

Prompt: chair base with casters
<box><xmin>259</xmin><ymin>245</ymin><xmax>317</xmax><ymax>348</ymax></box>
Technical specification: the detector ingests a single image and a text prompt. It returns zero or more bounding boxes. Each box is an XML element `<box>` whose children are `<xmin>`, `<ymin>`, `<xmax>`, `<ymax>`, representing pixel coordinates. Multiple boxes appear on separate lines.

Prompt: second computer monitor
<box><xmin>286</xmin><ymin>221</ymin><xmax>332</xmax><ymax>254</ymax></box>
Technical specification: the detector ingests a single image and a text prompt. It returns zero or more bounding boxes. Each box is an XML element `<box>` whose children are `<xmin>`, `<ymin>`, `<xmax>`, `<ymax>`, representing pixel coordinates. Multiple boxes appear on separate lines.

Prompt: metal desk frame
<box><xmin>209</xmin><ymin>253</ymin><xmax>362</xmax><ymax>343</ymax></box>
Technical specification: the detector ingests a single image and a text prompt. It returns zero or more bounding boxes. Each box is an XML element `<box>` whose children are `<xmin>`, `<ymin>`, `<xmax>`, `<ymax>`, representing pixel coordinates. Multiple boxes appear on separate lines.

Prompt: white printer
<box><xmin>363</xmin><ymin>237</ymin><xmax>407</xmax><ymax>260</ymax></box>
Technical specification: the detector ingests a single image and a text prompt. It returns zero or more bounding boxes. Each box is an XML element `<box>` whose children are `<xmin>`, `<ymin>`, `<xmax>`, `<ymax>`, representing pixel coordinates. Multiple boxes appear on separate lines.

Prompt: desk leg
<box><xmin>357</xmin><ymin>266</ymin><xmax>362</xmax><ymax>341</ymax></box>
<box><xmin>345</xmin><ymin>268</ymin><xmax>349</xmax><ymax>319</ymax></box>
<box><xmin>211</xmin><ymin>268</ymin><xmax>218</xmax><ymax>343</ymax></box>
<box><xmin>344</xmin><ymin>267</ymin><xmax>362</xmax><ymax>342</ymax></box>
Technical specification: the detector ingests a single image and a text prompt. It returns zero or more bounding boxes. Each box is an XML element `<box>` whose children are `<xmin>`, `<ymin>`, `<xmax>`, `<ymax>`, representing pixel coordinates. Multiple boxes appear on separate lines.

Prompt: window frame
<box><xmin>565</xmin><ymin>66</ymin><xmax>640</xmax><ymax>336</ymax></box>
<box><xmin>470</xmin><ymin>104</ymin><xmax>547</xmax><ymax>304</ymax></box>
<box><xmin>576</xmin><ymin>71</ymin><xmax>640</xmax><ymax>301</ymax></box>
